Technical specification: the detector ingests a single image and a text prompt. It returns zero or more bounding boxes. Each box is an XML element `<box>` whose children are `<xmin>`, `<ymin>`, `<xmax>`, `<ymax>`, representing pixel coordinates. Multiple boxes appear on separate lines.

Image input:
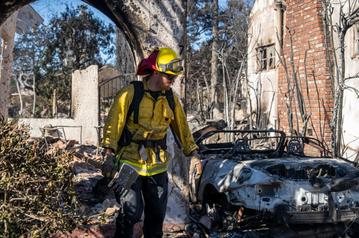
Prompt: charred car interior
<box><xmin>188</xmin><ymin>126</ymin><xmax>359</xmax><ymax>237</ymax></box>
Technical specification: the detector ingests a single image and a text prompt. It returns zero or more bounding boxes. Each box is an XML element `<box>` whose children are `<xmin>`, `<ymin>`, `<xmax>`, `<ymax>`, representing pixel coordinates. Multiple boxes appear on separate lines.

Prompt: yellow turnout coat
<box><xmin>102</xmin><ymin>81</ymin><xmax>198</xmax><ymax>176</ymax></box>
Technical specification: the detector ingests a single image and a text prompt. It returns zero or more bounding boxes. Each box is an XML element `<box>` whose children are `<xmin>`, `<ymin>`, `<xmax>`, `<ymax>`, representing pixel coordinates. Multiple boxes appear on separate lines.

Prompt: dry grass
<box><xmin>0</xmin><ymin>118</ymin><xmax>82</xmax><ymax>237</ymax></box>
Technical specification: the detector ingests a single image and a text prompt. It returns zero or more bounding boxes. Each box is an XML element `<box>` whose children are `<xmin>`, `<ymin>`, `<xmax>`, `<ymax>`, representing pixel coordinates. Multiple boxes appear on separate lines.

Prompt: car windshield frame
<box><xmin>195</xmin><ymin>129</ymin><xmax>286</xmax><ymax>158</ymax></box>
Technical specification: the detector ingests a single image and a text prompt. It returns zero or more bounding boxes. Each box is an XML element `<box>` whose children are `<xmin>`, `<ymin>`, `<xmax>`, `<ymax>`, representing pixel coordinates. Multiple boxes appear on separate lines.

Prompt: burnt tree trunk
<box><xmin>210</xmin><ymin>0</ymin><xmax>219</xmax><ymax>119</ymax></box>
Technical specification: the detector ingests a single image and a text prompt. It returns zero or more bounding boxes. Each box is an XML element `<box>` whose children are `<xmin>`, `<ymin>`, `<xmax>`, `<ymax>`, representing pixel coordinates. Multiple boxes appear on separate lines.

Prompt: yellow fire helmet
<box><xmin>156</xmin><ymin>48</ymin><xmax>183</xmax><ymax>76</ymax></box>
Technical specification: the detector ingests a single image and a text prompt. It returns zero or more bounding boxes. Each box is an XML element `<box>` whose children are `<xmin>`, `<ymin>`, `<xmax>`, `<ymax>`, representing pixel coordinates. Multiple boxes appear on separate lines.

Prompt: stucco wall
<box><xmin>331</xmin><ymin>0</ymin><xmax>359</xmax><ymax>159</ymax></box>
<box><xmin>0</xmin><ymin>12</ymin><xmax>17</xmax><ymax>119</ymax></box>
<box><xmin>247</xmin><ymin>0</ymin><xmax>279</xmax><ymax>129</ymax></box>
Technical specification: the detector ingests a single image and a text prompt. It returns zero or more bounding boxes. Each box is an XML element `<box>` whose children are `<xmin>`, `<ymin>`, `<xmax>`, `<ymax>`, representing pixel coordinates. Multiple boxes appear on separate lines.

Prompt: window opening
<box><xmin>257</xmin><ymin>44</ymin><xmax>275</xmax><ymax>71</ymax></box>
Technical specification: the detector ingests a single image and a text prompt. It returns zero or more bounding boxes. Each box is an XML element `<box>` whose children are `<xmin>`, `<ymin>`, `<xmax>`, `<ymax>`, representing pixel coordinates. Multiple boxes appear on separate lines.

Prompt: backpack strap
<box><xmin>165</xmin><ymin>89</ymin><xmax>176</xmax><ymax>113</ymax></box>
<box><xmin>118</xmin><ymin>81</ymin><xmax>144</xmax><ymax>147</ymax></box>
<box><xmin>129</xmin><ymin>81</ymin><xmax>145</xmax><ymax>124</ymax></box>
<box><xmin>165</xmin><ymin>89</ymin><xmax>182</xmax><ymax>149</ymax></box>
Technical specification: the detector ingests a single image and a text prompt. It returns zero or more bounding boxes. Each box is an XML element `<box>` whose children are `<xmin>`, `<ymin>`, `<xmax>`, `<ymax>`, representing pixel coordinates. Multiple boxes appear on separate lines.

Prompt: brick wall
<box><xmin>277</xmin><ymin>0</ymin><xmax>333</xmax><ymax>148</ymax></box>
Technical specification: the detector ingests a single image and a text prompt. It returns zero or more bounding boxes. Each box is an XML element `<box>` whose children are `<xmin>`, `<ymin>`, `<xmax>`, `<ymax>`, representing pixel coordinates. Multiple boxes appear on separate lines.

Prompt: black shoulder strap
<box><xmin>165</xmin><ymin>89</ymin><xmax>175</xmax><ymax>113</ymax></box>
<box><xmin>129</xmin><ymin>81</ymin><xmax>144</xmax><ymax>124</ymax></box>
<box><xmin>165</xmin><ymin>89</ymin><xmax>182</xmax><ymax>148</ymax></box>
<box><xmin>117</xmin><ymin>81</ymin><xmax>143</xmax><ymax>148</ymax></box>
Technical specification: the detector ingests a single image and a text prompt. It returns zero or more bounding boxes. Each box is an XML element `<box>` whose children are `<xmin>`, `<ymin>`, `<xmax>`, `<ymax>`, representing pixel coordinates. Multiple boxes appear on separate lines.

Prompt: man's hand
<box><xmin>189</xmin><ymin>151</ymin><xmax>202</xmax><ymax>203</ymax></box>
<box><xmin>101</xmin><ymin>149</ymin><xmax>117</xmax><ymax>178</ymax></box>
<box><xmin>189</xmin><ymin>151</ymin><xmax>202</xmax><ymax>178</ymax></box>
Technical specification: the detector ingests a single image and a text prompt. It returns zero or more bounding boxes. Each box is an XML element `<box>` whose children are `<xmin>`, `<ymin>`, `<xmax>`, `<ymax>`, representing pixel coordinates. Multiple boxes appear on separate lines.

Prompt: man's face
<box><xmin>158</xmin><ymin>72</ymin><xmax>177</xmax><ymax>91</ymax></box>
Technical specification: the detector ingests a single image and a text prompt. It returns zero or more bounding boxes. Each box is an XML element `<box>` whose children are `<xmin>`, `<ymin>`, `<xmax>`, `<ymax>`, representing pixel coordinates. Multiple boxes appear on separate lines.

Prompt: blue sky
<box><xmin>31</xmin><ymin>0</ymin><xmax>114</xmax><ymax>26</ymax></box>
<box><xmin>32</xmin><ymin>0</ymin><xmax>229</xmax><ymax>25</ymax></box>
<box><xmin>31</xmin><ymin>0</ymin><xmax>116</xmax><ymax>65</ymax></box>
<box><xmin>219</xmin><ymin>0</ymin><xmax>228</xmax><ymax>9</ymax></box>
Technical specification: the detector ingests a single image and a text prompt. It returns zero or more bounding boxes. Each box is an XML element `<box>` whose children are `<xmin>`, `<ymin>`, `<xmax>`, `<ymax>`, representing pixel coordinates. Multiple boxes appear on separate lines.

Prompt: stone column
<box><xmin>0</xmin><ymin>12</ymin><xmax>17</xmax><ymax>119</ymax></box>
<box><xmin>72</xmin><ymin>65</ymin><xmax>99</xmax><ymax>144</ymax></box>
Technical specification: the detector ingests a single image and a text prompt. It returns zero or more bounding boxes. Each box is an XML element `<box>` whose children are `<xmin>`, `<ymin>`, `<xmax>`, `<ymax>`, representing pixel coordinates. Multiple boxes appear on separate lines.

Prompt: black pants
<box><xmin>114</xmin><ymin>172</ymin><xmax>168</xmax><ymax>238</ymax></box>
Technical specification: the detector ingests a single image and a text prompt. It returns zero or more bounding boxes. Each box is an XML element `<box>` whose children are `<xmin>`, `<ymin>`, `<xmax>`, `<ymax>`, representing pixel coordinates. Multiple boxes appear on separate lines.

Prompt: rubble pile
<box><xmin>71</xmin><ymin>145</ymin><xmax>119</xmax><ymax>210</ymax></box>
<box><xmin>0</xmin><ymin>118</ymin><xmax>81</xmax><ymax>237</ymax></box>
<box><xmin>1</xmin><ymin>117</ymin><xmax>256</xmax><ymax>237</ymax></box>
<box><xmin>45</xmin><ymin>138</ymin><xmax>120</xmax><ymax>237</ymax></box>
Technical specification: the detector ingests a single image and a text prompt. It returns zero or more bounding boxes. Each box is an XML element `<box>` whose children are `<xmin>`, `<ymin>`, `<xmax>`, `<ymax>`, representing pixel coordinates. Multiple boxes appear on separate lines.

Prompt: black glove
<box><xmin>101</xmin><ymin>151</ymin><xmax>117</xmax><ymax>178</ymax></box>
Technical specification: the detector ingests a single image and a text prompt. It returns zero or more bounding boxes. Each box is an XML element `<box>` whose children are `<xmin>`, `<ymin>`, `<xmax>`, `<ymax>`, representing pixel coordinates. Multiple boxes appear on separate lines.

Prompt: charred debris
<box><xmin>2</xmin><ymin>118</ymin><xmax>359</xmax><ymax>237</ymax></box>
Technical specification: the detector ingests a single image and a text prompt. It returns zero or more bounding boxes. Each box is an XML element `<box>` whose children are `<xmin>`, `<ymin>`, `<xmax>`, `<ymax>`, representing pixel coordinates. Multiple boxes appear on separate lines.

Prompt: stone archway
<box><xmin>0</xmin><ymin>0</ymin><xmax>186</xmax><ymax>118</ymax></box>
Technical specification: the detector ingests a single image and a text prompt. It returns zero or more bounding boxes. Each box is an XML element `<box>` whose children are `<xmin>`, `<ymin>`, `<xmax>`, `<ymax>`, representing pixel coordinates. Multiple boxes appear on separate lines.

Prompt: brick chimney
<box><xmin>277</xmin><ymin>0</ymin><xmax>333</xmax><ymax>148</ymax></box>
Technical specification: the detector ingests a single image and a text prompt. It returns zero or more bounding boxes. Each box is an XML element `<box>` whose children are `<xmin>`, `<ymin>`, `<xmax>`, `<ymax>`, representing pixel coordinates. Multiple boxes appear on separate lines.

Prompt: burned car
<box><xmin>190</xmin><ymin>127</ymin><xmax>359</xmax><ymax>237</ymax></box>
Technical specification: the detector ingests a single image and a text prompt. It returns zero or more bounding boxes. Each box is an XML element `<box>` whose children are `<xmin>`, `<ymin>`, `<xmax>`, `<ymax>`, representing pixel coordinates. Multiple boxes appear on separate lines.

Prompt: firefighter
<box><xmin>102</xmin><ymin>47</ymin><xmax>202</xmax><ymax>238</ymax></box>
